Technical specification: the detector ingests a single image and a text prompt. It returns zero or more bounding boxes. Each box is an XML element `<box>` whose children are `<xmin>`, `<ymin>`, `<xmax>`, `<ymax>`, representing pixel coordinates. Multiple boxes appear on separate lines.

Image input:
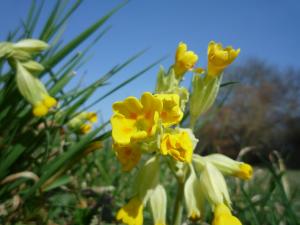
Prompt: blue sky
<box><xmin>1</xmin><ymin>0</ymin><xmax>299</xmax><ymax>121</ymax></box>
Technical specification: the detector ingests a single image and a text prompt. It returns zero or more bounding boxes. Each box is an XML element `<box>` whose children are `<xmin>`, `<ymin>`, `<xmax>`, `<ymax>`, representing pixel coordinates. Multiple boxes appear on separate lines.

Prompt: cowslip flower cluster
<box><xmin>110</xmin><ymin>41</ymin><xmax>248</xmax><ymax>225</ymax></box>
<box><xmin>0</xmin><ymin>39</ymin><xmax>57</xmax><ymax>116</ymax></box>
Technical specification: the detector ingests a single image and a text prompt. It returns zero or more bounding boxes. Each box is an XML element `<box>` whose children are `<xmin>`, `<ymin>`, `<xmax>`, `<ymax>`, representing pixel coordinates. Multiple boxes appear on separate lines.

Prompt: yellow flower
<box><xmin>32</xmin><ymin>102</ymin><xmax>49</xmax><ymax>117</ymax></box>
<box><xmin>212</xmin><ymin>204</ymin><xmax>242</xmax><ymax>225</ymax></box>
<box><xmin>116</xmin><ymin>197</ymin><xmax>144</xmax><ymax>225</ymax></box>
<box><xmin>111</xmin><ymin>92</ymin><xmax>162</xmax><ymax>145</ymax></box>
<box><xmin>86</xmin><ymin>112</ymin><xmax>98</xmax><ymax>123</ymax></box>
<box><xmin>174</xmin><ymin>42</ymin><xmax>198</xmax><ymax>79</ymax></box>
<box><xmin>155</xmin><ymin>94</ymin><xmax>183</xmax><ymax>127</ymax></box>
<box><xmin>80</xmin><ymin>123</ymin><xmax>92</xmax><ymax>134</ymax></box>
<box><xmin>113</xmin><ymin>143</ymin><xmax>141</xmax><ymax>172</ymax></box>
<box><xmin>203</xmin><ymin>154</ymin><xmax>253</xmax><ymax>180</ymax></box>
<box><xmin>207</xmin><ymin>41</ymin><xmax>240</xmax><ymax>76</ymax></box>
<box><xmin>15</xmin><ymin>62</ymin><xmax>57</xmax><ymax>117</ymax></box>
<box><xmin>33</xmin><ymin>95</ymin><xmax>57</xmax><ymax>117</ymax></box>
<box><xmin>160</xmin><ymin>130</ymin><xmax>194</xmax><ymax>162</ymax></box>
<box><xmin>235</xmin><ymin>163</ymin><xmax>253</xmax><ymax>180</ymax></box>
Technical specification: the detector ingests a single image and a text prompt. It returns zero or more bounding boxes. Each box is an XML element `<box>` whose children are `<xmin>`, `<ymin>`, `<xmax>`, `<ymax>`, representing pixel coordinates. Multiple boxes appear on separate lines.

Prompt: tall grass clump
<box><xmin>0</xmin><ymin>1</ymin><xmax>161</xmax><ymax>223</ymax></box>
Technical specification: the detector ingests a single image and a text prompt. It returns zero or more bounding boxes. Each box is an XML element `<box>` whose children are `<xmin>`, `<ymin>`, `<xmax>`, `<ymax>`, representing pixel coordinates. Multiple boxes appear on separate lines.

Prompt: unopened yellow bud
<box><xmin>189</xmin><ymin>211</ymin><xmax>201</xmax><ymax>221</ymax></box>
<box><xmin>87</xmin><ymin>112</ymin><xmax>98</xmax><ymax>123</ymax></box>
<box><xmin>202</xmin><ymin>154</ymin><xmax>253</xmax><ymax>180</ymax></box>
<box><xmin>236</xmin><ymin>163</ymin><xmax>253</xmax><ymax>180</ymax></box>
<box><xmin>33</xmin><ymin>103</ymin><xmax>48</xmax><ymax>117</ymax></box>
<box><xmin>80</xmin><ymin>124</ymin><xmax>92</xmax><ymax>134</ymax></box>
<box><xmin>43</xmin><ymin>96</ymin><xmax>57</xmax><ymax>108</ymax></box>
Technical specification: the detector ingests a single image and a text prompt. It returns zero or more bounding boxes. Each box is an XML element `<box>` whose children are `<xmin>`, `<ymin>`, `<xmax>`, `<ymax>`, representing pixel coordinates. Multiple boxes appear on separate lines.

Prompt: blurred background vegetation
<box><xmin>0</xmin><ymin>1</ymin><xmax>299</xmax><ymax>225</ymax></box>
<box><xmin>197</xmin><ymin>59</ymin><xmax>300</xmax><ymax>169</ymax></box>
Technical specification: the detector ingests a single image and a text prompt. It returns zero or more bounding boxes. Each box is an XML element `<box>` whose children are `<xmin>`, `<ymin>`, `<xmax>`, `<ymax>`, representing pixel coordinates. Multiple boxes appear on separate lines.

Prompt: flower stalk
<box><xmin>110</xmin><ymin>41</ymin><xmax>250</xmax><ymax>225</ymax></box>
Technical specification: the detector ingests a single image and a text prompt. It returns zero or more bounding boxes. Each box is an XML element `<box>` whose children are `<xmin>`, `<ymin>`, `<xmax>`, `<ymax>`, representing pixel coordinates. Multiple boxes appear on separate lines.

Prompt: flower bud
<box><xmin>134</xmin><ymin>156</ymin><xmax>160</xmax><ymax>203</ymax></box>
<box><xmin>0</xmin><ymin>42</ymin><xmax>13</xmax><ymax>58</ymax></box>
<box><xmin>190</xmin><ymin>74</ymin><xmax>222</xmax><ymax>127</ymax></box>
<box><xmin>80</xmin><ymin>124</ymin><xmax>92</xmax><ymax>134</ymax></box>
<box><xmin>13</xmin><ymin>39</ymin><xmax>49</xmax><ymax>53</ymax></box>
<box><xmin>199</xmin><ymin>162</ymin><xmax>231</xmax><ymax>208</ymax></box>
<box><xmin>204</xmin><ymin>154</ymin><xmax>253</xmax><ymax>180</ymax></box>
<box><xmin>15</xmin><ymin>61</ymin><xmax>56</xmax><ymax>117</ymax></box>
<box><xmin>184</xmin><ymin>166</ymin><xmax>204</xmax><ymax>221</ymax></box>
<box><xmin>22</xmin><ymin>60</ymin><xmax>45</xmax><ymax>72</ymax></box>
<box><xmin>155</xmin><ymin>66</ymin><xmax>178</xmax><ymax>93</ymax></box>
<box><xmin>150</xmin><ymin>184</ymin><xmax>167</xmax><ymax>225</ymax></box>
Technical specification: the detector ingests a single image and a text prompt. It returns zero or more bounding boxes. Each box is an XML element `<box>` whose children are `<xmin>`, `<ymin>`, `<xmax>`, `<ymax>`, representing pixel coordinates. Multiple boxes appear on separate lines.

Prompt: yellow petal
<box><xmin>236</xmin><ymin>163</ymin><xmax>253</xmax><ymax>180</ymax></box>
<box><xmin>80</xmin><ymin>123</ymin><xmax>92</xmax><ymax>134</ymax></box>
<box><xmin>111</xmin><ymin>113</ymin><xmax>137</xmax><ymax>145</ymax></box>
<box><xmin>86</xmin><ymin>112</ymin><xmax>98</xmax><ymax>123</ymax></box>
<box><xmin>33</xmin><ymin>103</ymin><xmax>48</xmax><ymax>117</ymax></box>
<box><xmin>213</xmin><ymin>204</ymin><xmax>242</xmax><ymax>225</ymax></box>
<box><xmin>155</xmin><ymin>94</ymin><xmax>183</xmax><ymax>127</ymax></box>
<box><xmin>174</xmin><ymin>42</ymin><xmax>198</xmax><ymax>79</ymax></box>
<box><xmin>116</xmin><ymin>197</ymin><xmax>143</xmax><ymax>225</ymax></box>
<box><xmin>207</xmin><ymin>41</ymin><xmax>240</xmax><ymax>76</ymax></box>
<box><xmin>141</xmin><ymin>92</ymin><xmax>162</xmax><ymax>114</ymax></box>
<box><xmin>43</xmin><ymin>96</ymin><xmax>57</xmax><ymax>108</ymax></box>
<box><xmin>160</xmin><ymin>130</ymin><xmax>193</xmax><ymax>162</ymax></box>
<box><xmin>113</xmin><ymin>96</ymin><xmax>143</xmax><ymax>118</ymax></box>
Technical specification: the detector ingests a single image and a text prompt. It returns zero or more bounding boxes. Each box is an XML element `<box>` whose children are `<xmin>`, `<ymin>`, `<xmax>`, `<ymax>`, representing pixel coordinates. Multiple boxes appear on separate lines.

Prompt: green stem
<box><xmin>173</xmin><ymin>179</ymin><xmax>184</xmax><ymax>225</ymax></box>
<box><xmin>189</xmin><ymin>116</ymin><xmax>196</xmax><ymax>130</ymax></box>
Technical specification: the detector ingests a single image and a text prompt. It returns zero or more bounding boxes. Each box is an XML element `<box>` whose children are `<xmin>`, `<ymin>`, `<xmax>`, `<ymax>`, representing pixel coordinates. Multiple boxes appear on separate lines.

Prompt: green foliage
<box><xmin>0</xmin><ymin>1</ymin><xmax>162</xmax><ymax>224</ymax></box>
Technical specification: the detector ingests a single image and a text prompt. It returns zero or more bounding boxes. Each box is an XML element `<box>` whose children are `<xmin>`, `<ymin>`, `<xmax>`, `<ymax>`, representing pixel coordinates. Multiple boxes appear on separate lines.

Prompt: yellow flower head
<box><xmin>155</xmin><ymin>94</ymin><xmax>183</xmax><ymax>127</ymax></box>
<box><xmin>116</xmin><ymin>197</ymin><xmax>144</xmax><ymax>225</ymax></box>
<box><xmin>86</xmin><ymin>112</ymin><xmax>98</xmax><ymax>123</ymax></box>
<box><xmin>212</xmin><ymin>204</ymin><xmax>242</xmax><ymax>225</ymax></box>
<box><xmin>80</xmin><ymin>123</ymin><xmax>92</xmax><ymax>134</ymax></box>
<box><xmin>235</xmin><ymin>163</ymin><xmax>253</xmax><ymax>180</ymax></box>
<box><xmin>111</xmin><ymin>92</ymin><xmax>162</xmax><ymax>145</ymax></box>
<box><xmin>33</xmin><ymin>103</ymin><xmax>49</xmax><ymax>117</ymax></box>
<box><xmin>113</xmin><ymin>143</ymin><xmax>141</xmax><ymax>172</ymax></box>
<box><xmin>207</xmin><ymin>41</ymin><xmax>240</xmax><ymax>76</ymax></box>
<box><xmin>32</xmin><ymin>96</ymin><xmax>57</xmax><ymax>117</ymax></box>
<box><xmin>160</xmin><ymin>130</ymin><xmax>194</xmax><ymax>162</ymax></box>
<box><xmin>174</xmin><ymin>42</ymin><xmax>198</xmax><ymax>79</ymax></box>
<box><xmin>42</xmin><ymin>96</ymin><xmax>57</xmax><ymax>108</ymax></box>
